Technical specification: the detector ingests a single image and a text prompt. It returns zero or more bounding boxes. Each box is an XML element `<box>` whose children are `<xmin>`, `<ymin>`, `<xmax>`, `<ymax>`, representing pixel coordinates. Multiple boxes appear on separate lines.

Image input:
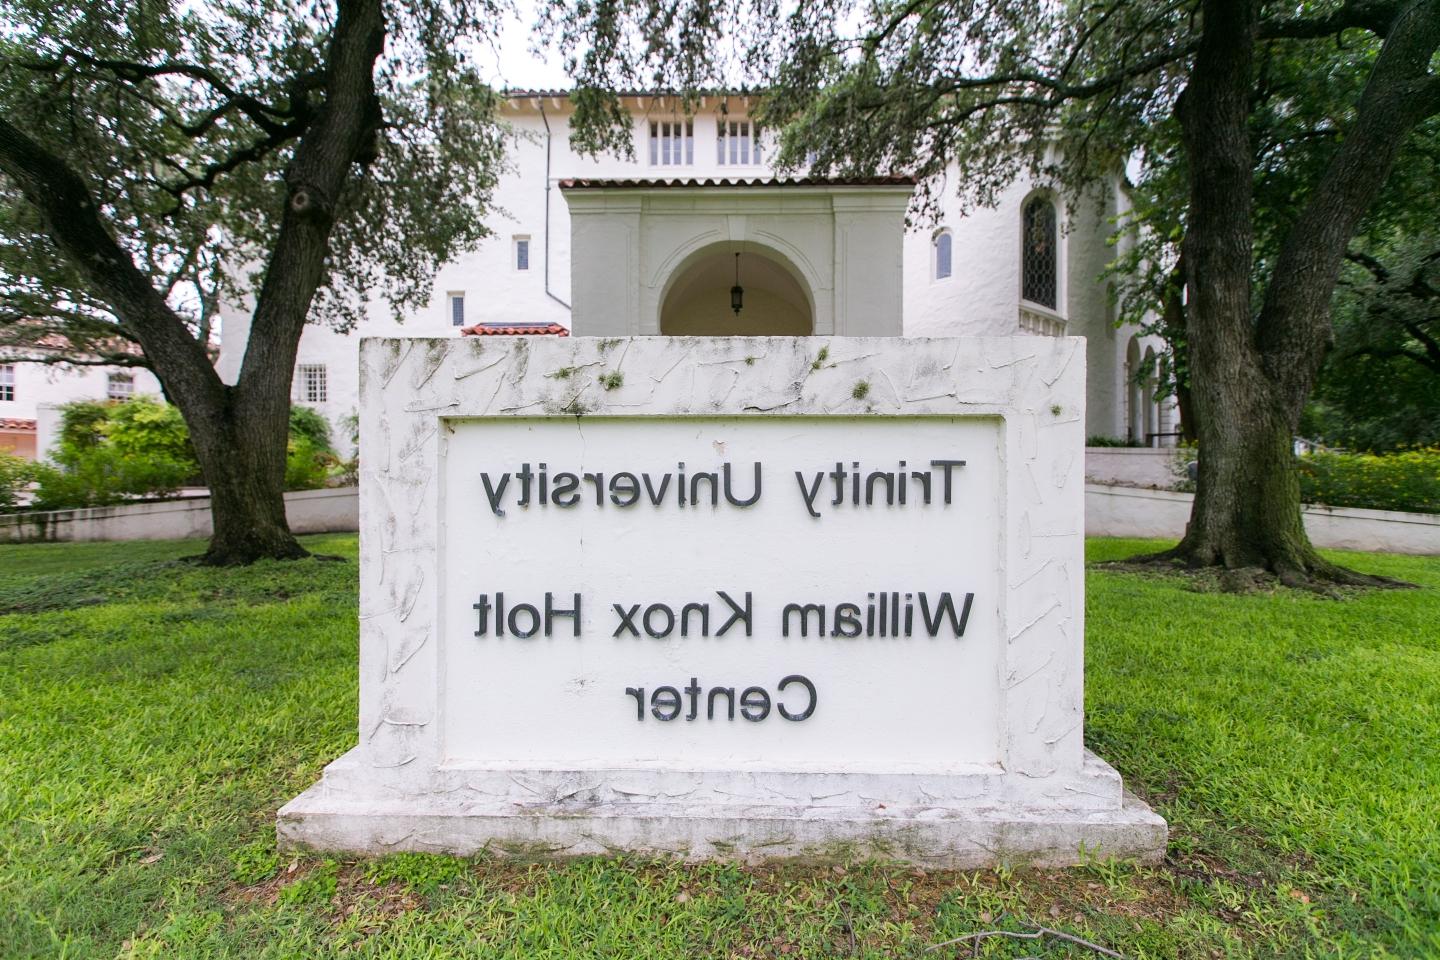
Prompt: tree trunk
<box><xmin>1173</xmin><ymin>338</ymin><xmax>1334</xmax><ymax>583</ymax></box>
<box><xmin>1156</xmin><ymin>0</ymin><xmax>1341</xmax><ymax>583</ymax></box>
<box><xmin>1146</xmin><ymin>0</ymin><xmax>1435</xmax><ymax>587</ymax></box>
<box><xmin>186</xmin><ymin>389</ymin><xmax>307</xmax><ymax>565</ymax></box>
<box><xmin>0</xmin><ymin>0</ymin><xmax>385</xmax><ymax>565</ymax></box>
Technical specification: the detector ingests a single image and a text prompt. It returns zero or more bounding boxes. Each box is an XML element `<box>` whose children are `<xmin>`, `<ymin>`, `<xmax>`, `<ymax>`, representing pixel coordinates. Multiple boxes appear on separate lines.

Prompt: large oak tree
<box><xmin>552</xmin><ymin>0</ymin><xmax>1440</xmax><ymax>586</ymax></box>
<box><xmin>0</xmin><ymin>0</ymin><xmax>507</xmax><ymax>563</ymax></box>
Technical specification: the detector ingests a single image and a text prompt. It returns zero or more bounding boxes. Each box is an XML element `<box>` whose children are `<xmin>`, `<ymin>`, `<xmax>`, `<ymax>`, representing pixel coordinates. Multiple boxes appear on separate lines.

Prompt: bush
<box><xmin>289</xmin><ymin>406</ymin><xmax>334</xmax><ymax>454</ymax></box>
<box><xmin>284</xmin><ymin>434</ymin><xmax>336</xmax><ymax>491</ymax></box>
<box><xmin>0</xmin><ymin>451</ymin><xmax>37</xmax><ymax>512</ymax></box>
<box><xmin>103</xmin><ymin>394</ymin><xmax>196</xmax><ymax>468</ymax></box>
<box><xmin>285</xmin><ymin>406</ymin><xmax>341</xmax><ymax>491</ymax></box>
<box><xmin>1086</xmin><ymin>435</ymin><xmax>1145</xmax><ymax>448</ymax></box>
<box><xmin>36</xmin><ymin>397</ymin><xmax>198</xmax><ymax>509</ymax></box>
<box><xmin>30</xmin><ymin>397</ymin><xmax>342</xmax><ymax>511</ymax></box>
<box><xmin>1296</xmin><ymin>447</ymin><xmax>1440</xmax><ymax>514</ymax></box>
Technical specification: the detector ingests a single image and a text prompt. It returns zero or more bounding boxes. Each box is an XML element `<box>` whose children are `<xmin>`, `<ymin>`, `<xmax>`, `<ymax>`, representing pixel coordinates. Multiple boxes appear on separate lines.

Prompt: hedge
<box><xmin>1296</xmin><ymin>447</ymin><xmax>1440</xmax><ymax>514</ymax></box>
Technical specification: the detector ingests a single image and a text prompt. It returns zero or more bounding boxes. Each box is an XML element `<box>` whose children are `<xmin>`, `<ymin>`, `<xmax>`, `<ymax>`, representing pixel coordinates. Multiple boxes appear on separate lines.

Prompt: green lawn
<box><xmin>0</xmin><ymin>535</ymin><xmax>1436</xmax><ymax>959</ymax></box>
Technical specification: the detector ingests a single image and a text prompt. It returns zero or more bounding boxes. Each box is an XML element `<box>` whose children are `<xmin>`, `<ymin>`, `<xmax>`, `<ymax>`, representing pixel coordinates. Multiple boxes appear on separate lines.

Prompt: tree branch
<box><xmin>0</xmin><ymin>113</ymin><xmax>223</xmax><ymax>413</ymax></box>
<box><xmin>1347</xmin><ymin>342</ymin><xmax>1440</xmax><ymax>373</ymax></box>
<box><xmin>1260</xmin><ymin>0</ymin><xmax>1407</xmax><ymax>39</ymax></box>
<box><xmin>21</xmin><ymin>47</ymin><xmax>304</xmax><ymax>134</ymax></box>
<box><xmin>1257</xmin><ymin>0</ymin><xmax>1440</xmax><ymax>416</ymax></box>
<box><xmin>234</xmin><ymin>0</ymin><xmax>386</xmax><ymax>406</ymax></box>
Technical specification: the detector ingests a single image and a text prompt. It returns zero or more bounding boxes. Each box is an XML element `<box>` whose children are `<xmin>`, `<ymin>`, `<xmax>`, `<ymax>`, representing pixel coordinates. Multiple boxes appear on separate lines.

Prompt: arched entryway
<box><xmin>660</xmin><ymin>243</ymin><xmax>814</xmax><ymax>336</ymax></box>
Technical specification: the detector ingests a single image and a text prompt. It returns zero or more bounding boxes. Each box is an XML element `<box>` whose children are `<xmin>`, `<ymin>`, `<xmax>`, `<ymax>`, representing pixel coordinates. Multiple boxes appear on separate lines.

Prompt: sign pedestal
<box><xmin>282</xmin><ymin>751</ymin><xmax>1162</xmax><ymax>865</ymax></box>
<box><xmin>279</xmin><ymin>336</ymin><xmax>1165</xmax><ymax>865</ymax></box>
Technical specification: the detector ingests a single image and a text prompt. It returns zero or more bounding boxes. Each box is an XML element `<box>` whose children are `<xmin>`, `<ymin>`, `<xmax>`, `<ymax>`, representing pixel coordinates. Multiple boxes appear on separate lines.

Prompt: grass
<box><xmin>0</xmin><ymin>535</ymin><xmax>1435</xmax><ymax>958</ymax></box>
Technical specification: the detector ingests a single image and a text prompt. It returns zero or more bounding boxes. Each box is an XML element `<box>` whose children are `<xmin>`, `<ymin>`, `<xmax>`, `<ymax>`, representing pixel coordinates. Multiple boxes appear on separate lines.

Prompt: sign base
<box><xmin>279</xmin><ymin>749</ymin><xmax>1164</xmax><ymax>865</ymax></box>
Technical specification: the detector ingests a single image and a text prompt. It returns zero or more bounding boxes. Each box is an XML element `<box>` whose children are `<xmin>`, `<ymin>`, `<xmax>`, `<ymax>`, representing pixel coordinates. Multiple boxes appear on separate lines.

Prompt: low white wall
<box><xmin>1086</xmin><ymin>483</ymin><xmax>1440</xmax><ymax>555</ymax></box>
<box><xmin>1084</xmin><ymin>447</ymin><xmax>1180</xmax><ymax>488</ymax></box>
<box><xmin>0</xmin><ymin>486</ymin><xmax>358</xmax><ymax>544</ymax></box>
<box><xmin>5</xmin><ymin>482</ymin><xmax>1432</xmax><ymax>556</ymax></box>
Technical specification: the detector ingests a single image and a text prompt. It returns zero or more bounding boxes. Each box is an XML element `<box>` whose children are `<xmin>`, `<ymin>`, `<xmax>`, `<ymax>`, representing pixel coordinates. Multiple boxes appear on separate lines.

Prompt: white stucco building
<box><xmin>0</xmin><ymin>349</ymin><xmax>164</xmax><ymax>460</ymax></box>
<box><xmin>218</xmin><ymin>92</ymin><xmax>1174</xmax><ymax>455</ymax></box>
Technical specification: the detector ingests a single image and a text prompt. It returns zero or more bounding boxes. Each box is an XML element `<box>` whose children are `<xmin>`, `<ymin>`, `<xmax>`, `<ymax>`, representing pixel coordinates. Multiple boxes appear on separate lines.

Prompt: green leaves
<box><xmin>0</xmin><ymin>0</ymin><xmax>511</xmax><ymax>339</ymax></box>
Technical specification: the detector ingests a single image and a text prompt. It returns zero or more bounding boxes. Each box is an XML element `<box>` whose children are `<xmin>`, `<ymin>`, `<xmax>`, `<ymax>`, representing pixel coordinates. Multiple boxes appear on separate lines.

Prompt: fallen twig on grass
<box><xmin>925</xmin><ymin>921</ymin><xmax>1125</xmax><ymax>958</ymax></box>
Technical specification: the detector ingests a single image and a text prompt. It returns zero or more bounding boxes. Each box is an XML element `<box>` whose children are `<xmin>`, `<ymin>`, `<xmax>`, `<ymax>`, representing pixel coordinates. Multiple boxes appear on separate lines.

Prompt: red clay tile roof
<box><xmin>0</xmin><ymin>418</ymin><xmax>37</xmax><ymax>431</ymax></box>
<box><xmin>460</xmin><ymin>323</ymin><xmax>570</xmax><ymax>337</ymax></box>
<box><xmin>560</xmin><ymin>176</ymin><xmax>916</xmax><ymax>189</ymax></box>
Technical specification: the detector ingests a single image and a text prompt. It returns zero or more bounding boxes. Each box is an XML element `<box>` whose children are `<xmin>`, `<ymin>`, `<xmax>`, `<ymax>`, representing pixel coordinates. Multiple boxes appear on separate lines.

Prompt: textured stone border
<box><xmin>279</xmin><ymin>336</ymin><xmax>1166</xmax><ymax>864</ymax></box>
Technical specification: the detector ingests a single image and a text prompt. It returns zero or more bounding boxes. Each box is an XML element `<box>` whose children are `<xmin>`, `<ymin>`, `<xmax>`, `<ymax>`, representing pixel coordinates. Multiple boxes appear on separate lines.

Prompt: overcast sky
<box><xmin>477</xmin><ymin>1</ymin><xmax>573</xmax><ymax>91</ymax></box>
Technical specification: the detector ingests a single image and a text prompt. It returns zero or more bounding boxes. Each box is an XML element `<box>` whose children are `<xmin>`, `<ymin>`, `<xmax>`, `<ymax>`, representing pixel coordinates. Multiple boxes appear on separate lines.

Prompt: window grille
<box><xmin>649</xmin><ymin>121</ymin><xmax>694</xmax><ymax>165</ymax></box>
<box><xmin>515</xmin><ymin>237</ymin><xmax>530</xmax><ymax>271</ymax></box>
<box><xmin>299</xmin><ymin>364</ymin><xmax>328</xmax><ymax>404</ymax></box>
<box><xmin>450</xmin><ymin>294</ymin><xmax>465</xmax><ymax>326</ymax></box>
<box><xmin>934</xmin><ymin>231</ymin><xmax>953</xmax><ymax>280</ymax></box>
<box><xmin>0</xmin><ymin>364</ymin><xmax>13</xmax><ymax>402</ymax></box>
<box><xmin>1021</xmin><ymin>196</ymin><xmax>1058</xmax><ymax>309</ymax></box>
<box><xmin>106</xmin><ymin>372</ymin><xmax>135</xmax><ymax>401</ymax></box>
<box><xmin>717</xmin><ymin>120</ymin><xmax>761</xmax><ymax>165</ymax></box>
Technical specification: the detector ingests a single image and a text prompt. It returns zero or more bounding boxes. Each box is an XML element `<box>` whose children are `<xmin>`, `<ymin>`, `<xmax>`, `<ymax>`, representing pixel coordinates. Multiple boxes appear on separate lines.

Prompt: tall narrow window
<box><xmin>450</xmin><ymin>293</ymin><xmax>465</xmax><ymax>326</ymax></box>
<box><xmin>0</xmin><ymin>364</ymin><xmax>13</xmax><ymax>402</ymax></box>
<box><xmin>934</xmin><ymin>230</ymin><xmax>953</xmax><ymax>280</ymax></box>
<box><xmin>514</xmin><ymin>236</ymin><xmax>530</xmax><ymax>271</ymax></box>
<box><xmin>717</xmin><ymin>120</ymin><xmax>760</xmax><ymax>165</ymax></box>
<box><xmin>1021</xmin><ymin>196</ymin><xmax>1058</xmax><ymax>309</ymax></box>
<box><xmin>648</xmin><ymin>120</ymin><xmax>693</xmax><ymax>166</ymax></box>
<box><xmin>299</xmin><ymin>364</ymin><xmax>327</xmax><ymax>404</ymax></box>
<box><xmin>106</xmin><ymin>371</ymin><xmax>134</xmax><ymax>401</ymax></box>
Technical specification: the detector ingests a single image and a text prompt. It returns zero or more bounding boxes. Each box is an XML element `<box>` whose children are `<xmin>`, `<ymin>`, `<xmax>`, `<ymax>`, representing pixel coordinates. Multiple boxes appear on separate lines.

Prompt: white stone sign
<box><xmin>280</xmin><ymin>336</ymin><xmax>1166</xmax><ymax>865</ymax></box>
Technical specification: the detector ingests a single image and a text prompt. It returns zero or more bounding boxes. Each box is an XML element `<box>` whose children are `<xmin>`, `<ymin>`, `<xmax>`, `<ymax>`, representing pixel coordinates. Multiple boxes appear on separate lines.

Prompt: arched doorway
<box><xmin>660</xmin><ymin>243</ymin><xmax>813</xmax><ymax>336</ymax></box>
<box><xmin>1125</xmin><ymin>335</ymin><xmax>1142</xmax><ymax>443</ymax></box>
<box><xmin>1140</xmin><ymin>346</ymin><xmax>1158</xmax><ymax>445</ymax></box>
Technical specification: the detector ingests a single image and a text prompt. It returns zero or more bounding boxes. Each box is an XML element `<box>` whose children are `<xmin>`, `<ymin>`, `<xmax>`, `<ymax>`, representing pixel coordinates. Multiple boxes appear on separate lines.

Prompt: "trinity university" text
<box><xmin>477</xmin><ymin>459</ymin><xmax>968</xmax><ymax>518</ymax></box>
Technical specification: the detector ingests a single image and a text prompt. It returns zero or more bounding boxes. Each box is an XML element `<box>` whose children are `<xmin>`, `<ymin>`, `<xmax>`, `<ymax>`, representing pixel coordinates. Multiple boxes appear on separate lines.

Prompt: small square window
<box><xmin>450</xmin><ymin>293</ymin><xmax>466</xmax><ymax>326</ymax></box>
<box><xmin>106</xmin><ymin>371</ymin><xmax>135</xmax><ymax>401</ymax></box>
<box><xmin>0</xmin><ymin>364</ymin><xmax>14</xmax><ymax>402</ymax></box>
<box><xmin>298</xmin><ymin>364</ymin><xmax>327</xmax><ymax>404</ymax></box>
<box><xmin>515</xmin><ymin>236</ymin><xmax>530</xmax><ymax>272</ymax></box>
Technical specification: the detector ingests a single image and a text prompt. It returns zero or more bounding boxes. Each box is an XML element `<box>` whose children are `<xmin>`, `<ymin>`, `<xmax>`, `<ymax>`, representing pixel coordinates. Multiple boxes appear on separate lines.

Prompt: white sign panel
<box><xmin>280</xmin><ymin>336</ymin><xmax>1166</xmax><ymax>867</ymax></box>
<box><xmin>441</xmin><ymin>416</ymin><xmax>1000</xmax><ymax>769</ymax></box>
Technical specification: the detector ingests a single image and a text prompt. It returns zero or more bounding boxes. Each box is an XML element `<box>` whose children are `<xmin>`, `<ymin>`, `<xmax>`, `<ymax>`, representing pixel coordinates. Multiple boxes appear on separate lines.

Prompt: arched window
<box><xmin>1021</xmin><ymin>196</ymin><xmax>1058</xmax><ymax>309</ymax></box>
<box><xmin>933</xmin><ymin>230</ymin><xmax>953</xmax><ymax>280</ymax></box>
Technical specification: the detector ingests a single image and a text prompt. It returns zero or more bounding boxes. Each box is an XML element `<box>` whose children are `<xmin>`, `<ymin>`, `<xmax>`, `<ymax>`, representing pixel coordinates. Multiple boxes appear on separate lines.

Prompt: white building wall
<box><xmin>0</xmin><ymin>354</ymin><xmax>165</xmax><ymax>457</ymax></box>
<box><xmin>902</xmin><ymin>182</ymin><xmax>1027</xmax><ymax>339</ymax></box>
<box><xmin>218</xmin><ymin>96</ymin><xmax>1164</xmax><ymax>446</ymax></box>
<box><xmin>0</xmin><ymin>358</ymin><xmax>163</xmax><ymax>422</ymax></box>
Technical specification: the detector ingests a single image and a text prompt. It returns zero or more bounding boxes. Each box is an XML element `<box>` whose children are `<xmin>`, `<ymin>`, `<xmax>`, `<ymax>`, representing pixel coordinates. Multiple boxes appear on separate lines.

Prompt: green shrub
<box><xmin>284</xmin><ymin>434</ymin><xmax>337</xmax><ymax>491</ymax></box>
<box><xmin>36</xmin><ymin>397</ymin><xmax>198</xmax><ymax>509</ymax></box>
<box><xmin>1087</xmin><ymin>435</ymin><xmax>1145</xmax><ymax>448</ymax></box>
<box><xmin>31</xmin><ymin>398</ymin><xmax>341</xmax><ymax>509</ymax></box>
<box><xmin>0</xmin><ymin>451</ymin><xmax>37</xmax><ymax>512</ymax></box>
<box><xmin>1296</xmin><ymin>447</ymin><xmax>1440</xmax><ymax>514</ymax></box>
<box><xmin>103</xmin><ymin>395</ymin><xmax>197</xmax><ymax>468</ymax></box>
<box><xmin>288</xmin><ymin>405</ymin><xmax>335</xmax><ymax>455</ymax></box>
<box><xmin>55</xmin><ymin>399</ymin><xmax>112</xmax><ymax>453</ymax></box>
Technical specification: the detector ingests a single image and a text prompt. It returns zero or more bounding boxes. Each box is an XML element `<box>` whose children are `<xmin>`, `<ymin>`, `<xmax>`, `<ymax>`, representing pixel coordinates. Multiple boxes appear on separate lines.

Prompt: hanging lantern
<box><xmin>730</xmin><ymin>252</ymin><xmax>744</xmax><ymax>316</ymax></box>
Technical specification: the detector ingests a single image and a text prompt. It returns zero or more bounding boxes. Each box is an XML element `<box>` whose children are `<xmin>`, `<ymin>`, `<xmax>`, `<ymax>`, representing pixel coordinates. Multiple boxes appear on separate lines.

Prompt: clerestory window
<box><xmin>649</xmin><ymin>120</ymin><xmax>694</xmax><ymax>166</ymax></box>
<box><xmin>717</xmin><ymin>119</ymin><xmax>761</xmax><ymax>166</ymax></box>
